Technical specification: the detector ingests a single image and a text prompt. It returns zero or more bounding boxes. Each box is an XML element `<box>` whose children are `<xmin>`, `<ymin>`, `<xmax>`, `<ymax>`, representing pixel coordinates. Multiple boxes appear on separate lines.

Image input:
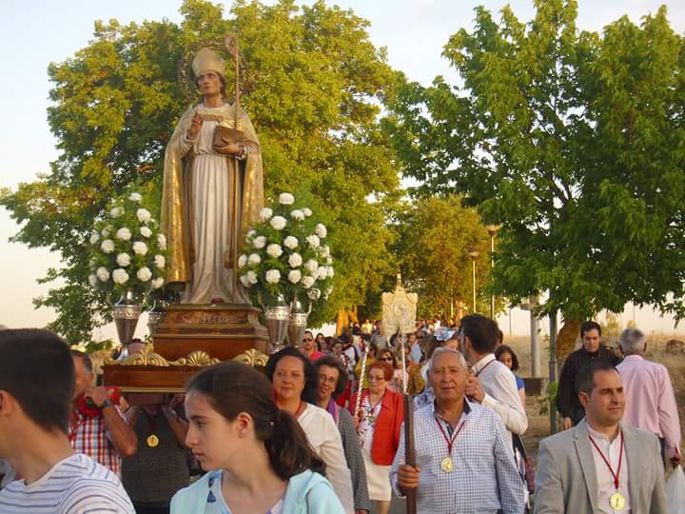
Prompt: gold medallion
<box><xmin>146</xmin><ymin>434</ymin><xmax>160</xmax><ymax>448</ymax></box>
<box><xmin>440</xmin><ymin>457</ymin><xmax>454</xmax><ymax>473</ymax></box>
<box><xmin>609</xmin><ymin>491</ymin><xmax>625</xmax><ymax>510</ymax></box>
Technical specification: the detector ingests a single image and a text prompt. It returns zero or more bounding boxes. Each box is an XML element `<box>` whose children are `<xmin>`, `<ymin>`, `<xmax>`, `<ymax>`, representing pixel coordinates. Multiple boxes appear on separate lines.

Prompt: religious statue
<box><xmin>161</xmin><ymin>47</ymin><xmax>264</xmax><ymax>304</ymax></box>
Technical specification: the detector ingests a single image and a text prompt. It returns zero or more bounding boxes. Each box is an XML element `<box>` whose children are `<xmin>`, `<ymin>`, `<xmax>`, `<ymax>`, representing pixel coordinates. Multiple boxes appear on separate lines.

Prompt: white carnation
<box><xmin>136</xmin><ymin>208</ymin><xmax>152</xmax><ymax>223</ymax></box>
<box><xmin>240</xmin><ymin>274</ymin><xmax>251</xmax><ymax>287</ymax></box>
<box><xmin>253</xmin><ymin>236</ymin><xmax>267</xmax><ymax>249</ymax></box>
<box><xmin>157</xmin><ymin>233</ymin><xmax>167</xmax><ymax>250</ymax></box>
<box><xmin>101</xmin><ymin>225</ymin><xmax>112</xmax><ymax>237</ymax></box>
<box><xmin>133</xmin><ymin>241</ymin><xmax>149</xmax><ymax>255</ymax></box>
<box><xmin>248</xmin><ymin>253</ymin><xmax>261</xmax><ymax>266</ymax></box>
<box><xmin>96</xmin><ymin>267</ymin><xmax>110</xmax><ymax>282</ymax></box>
<box><xmin>326</xmin><ymin>256</ymin><xmax>333</xmax><ymax>265</ymax></box>
<box><xmin>128</xmin><ymin>192</ymin><xmax>143</xmax><ymax>202</ymax></box>
<box><xmin>304</xmin><ymin>259</ymin><xmax>318</xmax><ymax>273</ymax></box>
<box><xmin>327</xmin><ymin>266</ymin><xmax>335</xmax><ymax>278</ymax></box>
<box><xmin>316</xmin><ymin>266</ymin><xmax>328</xmax><ymax>280</ymax></box>
<box><xmin>315</xmin><ymin>223</ymin><xmax>327</xmax><ymax>238</ymax></box>
<box><xmin>290</xmin><ymin>209</ymin><xmax>305</xmax><ymax>221</ymax></box>
<box><xmin>288</xmin><ymin>253</ymin><xmax>303</xmax><ymax>267</ymax></box>
<box><xmin>266</xmin><ymin>244</ymin><xmax>283</xmax><ymax>258</ymax></box>
<box><xmin>259</xmin><ymin>208</ymin><xmax>273</xmax><ymax>221</ymax></box>
<box><xmin>288</xmin><ymin>269</ymin><xmax>302</xmax><ymax>283</ymax></box>
<box><xmin>110</xmin><ymin>207</ymin><xmax>124</xmax><ymax>218</ymax></box>
<box><xmin>270</xmin><ymin>216</ymin><xmax>287</xmax><ymax>231</ymax></box>
<box><xmin>88</xmin><ymin>274</ymin><xmax>97</xmax><ymax>287</ymax></box>
<box><xmin>247</xmin><ymin>229</ymin><xmax>257</xmax><ymax>239</ymax></box>
<box><xmin>302</xmin><ymin>275</ymin><xmax>315</xmax><ymax>289</ymax></box>
<box><xmin>302</xmin><ymin>208</ymin><xmax>312</xmax><ymax>217</ymax></box>
<box><xmin>112</xmin><ymin>268</ymin><xmax>129</xmax><ymax>285</ymax></box>
<box><xmin>320</xmin><ymin>245</ymin><xmax>331</xmax><ymax>258</ymax></box>
<box><xmin>116</xmin><ymin>253</ymin><xmax>131</xmax><ymax>267</ymax></box>
<box><xmin>100</xmin><ymin>239</ymin><xmax>115</xmax><ymax>254</ymax></box>
<box><xmin>308</xmin><ymin>288</ymin><xmax>322</xmax><ymax>300</ymax></box>
<box><xmin>151</xmin><ymin>277</ymin><xmax>164</xmax><ymax>290</ymax></box>
<box><xmin>89</xmin><ymin>233</ymin><xmax>99</xmax><ymax>244</ymax></box>
<box><xmin>246</xmin><ymin>271</ymin><xmax>258</xmax><ymax>284</ymax></box>
<box><xmin>116</xmin><ymin>227</ymin><xmax>132</xmax><ymax>241</ymax></box>
<box><xmin>140</xmin><ymin>226</ymin><xmax>152</xmax><ymax>238</ymax></box>
<box><xmin>238</xmin><ymin>254</ymin><xmax>248</xmax><ymax>268</ymax></box>
<box><xmin>154</xmin><ymin>255</ymin><xmax>165</xmax><ymax>269</ymax></box>
<box><xmin>279</xmin><ymin>192</ymin><xmax>295</xmax><ymax>205</ymax></box>
<box><xmin>136</xmin><ymin>267</ymin><xmax>152</xmax><ymax>282</ymax></box>
<box><xmin>306</xmin><ymin>234</ymin><xmax>320</xmax><ymax>248</ymax></box>
<box><xmin>283</xmin><ymin>236</ymin><xmax>299</xmax><ymax>249</ymax></box>
<box><xmin>265</xmin><ymin>269</ymin><xmax>281</xmax><ymax>284</ymax></box>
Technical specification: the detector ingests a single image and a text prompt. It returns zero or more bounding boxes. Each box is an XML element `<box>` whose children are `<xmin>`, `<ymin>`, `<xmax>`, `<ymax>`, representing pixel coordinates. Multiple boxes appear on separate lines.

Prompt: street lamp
<box><xmin>468</xmin><ymin>250</ymin><xmax>480</xmax><ymax>312</ymax></box>
<box><xmin>485</xmin><ymin>224</ymin><xmax>501</xmax><ymax>319</ymax></box>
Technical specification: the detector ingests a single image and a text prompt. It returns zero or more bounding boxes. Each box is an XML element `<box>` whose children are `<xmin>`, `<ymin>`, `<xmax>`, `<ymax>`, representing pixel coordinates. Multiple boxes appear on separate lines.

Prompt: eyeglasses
<box><xmin>318</xmin><ymin>375</ymin><xmax>337</xmax><ymax>384</ymax></box>
<box><xmin>368</xmin><ymin>375</ymin><xmax>386</xmax><ymax>382</ymax></box>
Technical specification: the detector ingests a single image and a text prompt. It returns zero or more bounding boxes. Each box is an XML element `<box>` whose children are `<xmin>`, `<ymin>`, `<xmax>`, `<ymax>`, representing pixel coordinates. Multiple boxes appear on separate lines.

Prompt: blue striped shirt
<box><xmin>0</xmin><ymin>453</ymin><xmax>134</xmax><ymax>513</ymax></box>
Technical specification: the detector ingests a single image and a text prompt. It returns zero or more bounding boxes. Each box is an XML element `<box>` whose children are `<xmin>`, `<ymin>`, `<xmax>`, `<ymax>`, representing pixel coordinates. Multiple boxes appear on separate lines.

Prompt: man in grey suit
<box><xmin>534</xmin><ymin>361</ymin><xmax>666</xmax><ymax>514</ymax></box>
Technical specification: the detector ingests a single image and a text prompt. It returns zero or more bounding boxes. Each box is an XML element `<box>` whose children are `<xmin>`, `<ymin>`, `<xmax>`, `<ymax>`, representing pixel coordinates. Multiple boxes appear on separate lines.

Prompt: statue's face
<box><xmin>196</xmin><ymin>70</ymin><xmax>222</xmax><ymax>97</ymax></box>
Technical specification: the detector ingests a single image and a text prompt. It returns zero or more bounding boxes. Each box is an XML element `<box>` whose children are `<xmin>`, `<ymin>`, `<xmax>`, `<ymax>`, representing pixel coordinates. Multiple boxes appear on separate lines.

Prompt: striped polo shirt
<box><xmin>0</xmin><ymin>453</ymin><xmax>134</xmax><ymax>513</ymax></box>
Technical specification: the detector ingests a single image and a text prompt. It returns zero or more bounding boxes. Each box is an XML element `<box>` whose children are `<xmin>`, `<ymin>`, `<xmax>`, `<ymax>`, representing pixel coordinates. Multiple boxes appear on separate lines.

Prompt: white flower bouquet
<box><xmin>87</xmin><ymin>186</ymin><xmax>168</xmax><ymax>296</ymax></box>
<box><xmin>238</xmin><ymin>192</ymin><xmax>334</xmax><ymax>307</ymax></box>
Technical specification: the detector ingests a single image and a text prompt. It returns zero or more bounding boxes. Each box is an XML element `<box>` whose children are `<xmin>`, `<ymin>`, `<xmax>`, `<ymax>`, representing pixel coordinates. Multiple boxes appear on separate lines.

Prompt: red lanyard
<box><xmin>475</xmin><ymin>358</ymin><xmax>496</xmax><ymax>377</ymax></box>
<box><xmin>434</xmin><ymin>416</ymin><xmax>466</xmax><ymax>455</ymax></box>
<box><xmin>588</xmin><ymin>431</ymin><xmax>624</xmax><ymax>490</ymax></box>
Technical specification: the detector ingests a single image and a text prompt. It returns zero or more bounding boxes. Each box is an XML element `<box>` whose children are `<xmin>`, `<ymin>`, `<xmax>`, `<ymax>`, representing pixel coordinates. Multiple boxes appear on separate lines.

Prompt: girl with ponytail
<box><xmin>170</xmin><ymin>361</ymin><xmax>343</xmax><ymax>514</ymax></box>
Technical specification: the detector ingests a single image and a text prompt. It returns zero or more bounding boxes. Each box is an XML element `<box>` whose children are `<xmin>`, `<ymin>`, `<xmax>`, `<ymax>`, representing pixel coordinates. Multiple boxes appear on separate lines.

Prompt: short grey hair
<box><xmin>619</xmin><ymin>328</ymin><xmax>646</xmax><ymax>355</ymax></box>
<box><xmin>428</xmin><ymin>347</ymin><xmax>467</xmax><ymax>370</ymax></box>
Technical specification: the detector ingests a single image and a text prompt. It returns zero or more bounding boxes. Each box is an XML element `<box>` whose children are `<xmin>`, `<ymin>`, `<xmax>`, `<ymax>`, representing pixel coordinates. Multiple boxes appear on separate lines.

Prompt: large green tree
<box><xmin>384</xmin><ymin>0</ymin><xmax>685</xmax><ymax>321</ymax></box>
<box><xmin>1</xmin><ymin>0</ymin><xmax>402</xmax><ymax>342</ymax></box>
<box><xmin>392</xmin><ymin>195</ymin><xmax>492</xmax><ymax>318</ymax></box>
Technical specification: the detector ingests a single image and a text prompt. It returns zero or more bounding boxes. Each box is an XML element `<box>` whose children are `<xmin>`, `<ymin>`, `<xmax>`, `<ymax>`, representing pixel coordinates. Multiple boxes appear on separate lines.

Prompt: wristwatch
<box><xmin>100</xmin><ymin>399</ymin><xmax>114</xmax><ymax>410</ymax></box>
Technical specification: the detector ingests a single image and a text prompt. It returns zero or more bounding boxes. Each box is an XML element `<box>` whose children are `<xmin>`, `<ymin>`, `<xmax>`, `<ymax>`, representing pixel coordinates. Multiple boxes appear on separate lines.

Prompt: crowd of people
<box><xmin>0</xmin><ymin>315</ymin><xmax>682</xmax><ymax>513</ymax></box>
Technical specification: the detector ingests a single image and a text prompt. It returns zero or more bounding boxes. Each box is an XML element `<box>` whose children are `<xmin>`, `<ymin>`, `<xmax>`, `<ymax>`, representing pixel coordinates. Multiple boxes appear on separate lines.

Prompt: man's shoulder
<box><xmin>60</xmin><ymin>456</ymin><xmax>133</xmax><ymax>512</ymax></box>
<box><xmin>539</xmin><ymin>426</ymin><xmax>577</xmax><ymax>453</ymax></box>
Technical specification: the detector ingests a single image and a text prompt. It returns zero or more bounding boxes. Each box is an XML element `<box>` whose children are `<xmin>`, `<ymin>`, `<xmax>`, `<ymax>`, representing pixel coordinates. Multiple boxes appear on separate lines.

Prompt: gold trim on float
<box><xmin>104</xmin><ymin>344</ymin><xmax>268</xmax><ymax>368</ymax></box>
<box><xmin>232</xmin><ymin>348</ymin><xmax>269</xmax><ymax>367</ymax></box>
<box><xmin>105</xmin><ymin>345</ymin><xmax>220</xmax><ymax>367</ymax></box>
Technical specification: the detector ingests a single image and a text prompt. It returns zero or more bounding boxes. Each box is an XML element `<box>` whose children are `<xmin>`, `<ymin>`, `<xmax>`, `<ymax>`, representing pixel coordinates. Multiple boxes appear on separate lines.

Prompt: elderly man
<box><xmin>391</xmin><ymin>348</ymin><xmax>525</xmax><ymax>514</ymax></box>
<box><xmin>70</xmin><ymin>351</ymin><xmax>137</xmax><ymax>476</ymax></box>
<box><xmin>617</xmin><ymin>328</ymin><xmax>682</xmax><ymax>466</ymax></box>
<box><xmin>534</xmin><ymin>361</ymin><xmax>667</xmax><ymax>514</ymax></box>
<box><xmin>0</xmin><ymin>329</ymin><xmax>134</xmax><ymax>512</ymax></box>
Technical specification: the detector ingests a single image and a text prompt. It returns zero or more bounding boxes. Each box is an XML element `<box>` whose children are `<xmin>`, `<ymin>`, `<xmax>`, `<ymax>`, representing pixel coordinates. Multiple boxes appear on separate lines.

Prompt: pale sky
<box><xmin>1</xmin><ymin>0</ymin><xmax>684</xmax><ymax>340</ymax></box>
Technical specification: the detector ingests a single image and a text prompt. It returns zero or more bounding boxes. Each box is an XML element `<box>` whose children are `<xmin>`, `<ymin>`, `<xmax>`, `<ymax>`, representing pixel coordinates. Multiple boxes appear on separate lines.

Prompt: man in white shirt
<box><xmin>460</xmin><ymin>314</ymin><xmax>528</xmax><ymax>436</ymax></box>
<box><xmin>0</xmin><ymin>329</ymin><xmax>134</xmax><ymax>513</ymax></box>
<box><xmin>534</xmin><ymin>361</ymin><xmax>667</xmax><ymax>513</ymax></box>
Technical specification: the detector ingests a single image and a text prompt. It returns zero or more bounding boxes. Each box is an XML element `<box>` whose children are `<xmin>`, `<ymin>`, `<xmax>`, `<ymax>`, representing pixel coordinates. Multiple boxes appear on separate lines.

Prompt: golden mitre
<box><xmin>192</xmin><ymin>48</ymin><xmax>225</xmax><ymax>78</ymax></box>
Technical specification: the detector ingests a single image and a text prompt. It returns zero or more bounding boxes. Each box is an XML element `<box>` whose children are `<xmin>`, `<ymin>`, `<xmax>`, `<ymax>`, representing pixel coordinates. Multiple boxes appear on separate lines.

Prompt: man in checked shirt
<box><xmin>391</xmin><ymin>347</ymin><xmax>525</xmax><ymax>514</ymax></box>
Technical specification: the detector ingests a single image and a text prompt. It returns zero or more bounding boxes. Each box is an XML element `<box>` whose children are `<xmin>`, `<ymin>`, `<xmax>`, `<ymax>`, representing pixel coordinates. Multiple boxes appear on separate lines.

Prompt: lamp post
<box><xmin>468</xmin><ymin>250</ymin><xmax>480</xmax><ymax>312</ymax></box>
<box><xmin>485</xmin><ymin>224</ymin><xmax>501</xmax><ymax>319</ymax></box>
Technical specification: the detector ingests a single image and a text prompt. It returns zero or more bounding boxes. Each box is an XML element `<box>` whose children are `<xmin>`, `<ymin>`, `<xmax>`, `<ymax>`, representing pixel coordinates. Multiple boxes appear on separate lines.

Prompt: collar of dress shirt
<box><xmin>587</xmin><ymin>420</ymin><xmax>621</xmax><ymax>442</ymax></box>
<box><xmin>431</xmin><ymin>397</ymin><xmax>472</xmax><ymax>420</ymax></box>
<box><xmin>472</xmin><ymin>353</ymin><xmax>496</xmax><ymax>375</ymax></box>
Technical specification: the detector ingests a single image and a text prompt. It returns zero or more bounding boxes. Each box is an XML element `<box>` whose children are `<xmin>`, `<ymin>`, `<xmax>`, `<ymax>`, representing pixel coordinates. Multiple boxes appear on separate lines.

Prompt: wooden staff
<box><xmin>354</xmin><ymin>345</ymin><xmax>369</xmax><ymax>419</ymax></box>
<box><xmin>401</xmin><ymin>333</ymin><xmax>417</xmax><ymax>514</ymax></box>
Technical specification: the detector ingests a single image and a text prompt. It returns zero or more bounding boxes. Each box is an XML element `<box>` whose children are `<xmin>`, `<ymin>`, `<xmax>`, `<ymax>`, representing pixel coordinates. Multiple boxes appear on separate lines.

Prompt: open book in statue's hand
<box><xmin>213</xmin><ymin>125</ymin><xmax>245</xmax><ymax>148</ymax></box>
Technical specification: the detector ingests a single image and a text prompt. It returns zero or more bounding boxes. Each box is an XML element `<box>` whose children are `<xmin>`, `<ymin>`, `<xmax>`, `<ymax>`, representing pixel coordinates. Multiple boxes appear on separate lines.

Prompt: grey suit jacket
<box><xmin>533</xmin><ymin>419</ymin><xmax>667</xmax><ymax>514</ymax></box>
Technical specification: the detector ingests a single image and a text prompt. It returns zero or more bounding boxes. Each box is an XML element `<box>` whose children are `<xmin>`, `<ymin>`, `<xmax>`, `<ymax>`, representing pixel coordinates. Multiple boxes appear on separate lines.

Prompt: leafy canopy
<box><xmin>384</xmin><ymin>0</ymin><xmax>685</xmax><ymax>320</ymax></box>
<box><xmin>1</xmin><ymin>0</ymin><xmax>402</xmax><ymax>342</ymax></box>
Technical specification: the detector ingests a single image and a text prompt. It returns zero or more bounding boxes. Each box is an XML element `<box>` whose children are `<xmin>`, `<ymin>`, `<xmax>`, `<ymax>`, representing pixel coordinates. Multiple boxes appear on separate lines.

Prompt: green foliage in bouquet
<box><xmin>88</xmin><ymin>184</ymin><xmax>168</xmax><ymax>298</ymax></box>
<box><xmin>238</xmin><ymin>192</ymin><xmax>334</xmax><ymax>312</ymax></box>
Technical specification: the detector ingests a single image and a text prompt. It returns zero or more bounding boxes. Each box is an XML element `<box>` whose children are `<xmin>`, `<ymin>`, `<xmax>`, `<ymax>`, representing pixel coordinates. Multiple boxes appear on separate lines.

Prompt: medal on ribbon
<box><xmin>588</xmin><ymin>430</ymin><xmax>626</xmax><ymax>511</ymax></box>
<box><xmin>434</xmin><ymin>415</ymin><xmax>466</xmax><ymax>474</ymax></box>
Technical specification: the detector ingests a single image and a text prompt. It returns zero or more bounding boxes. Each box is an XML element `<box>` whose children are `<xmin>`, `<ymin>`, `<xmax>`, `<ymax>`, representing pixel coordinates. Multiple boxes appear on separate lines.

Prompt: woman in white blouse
<box><xmin>266</xmin><ymin>348</ymin><xmax>355</xmax><ymax>514</ymax></box>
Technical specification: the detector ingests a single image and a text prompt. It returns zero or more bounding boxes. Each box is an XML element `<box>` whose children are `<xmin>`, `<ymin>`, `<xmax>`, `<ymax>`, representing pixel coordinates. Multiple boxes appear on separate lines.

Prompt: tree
<box><xmin>384</xmin><ymin>0</ymin><xmax>685</xmax><ymax>323</ymax></box>
<box><xmin>392</xmin><ymin>195</ymin><xmax>492</xmax><ymax>319</ymax></box>
<box><xmin>1</xmin><ymin>0</ymin><xmax>402</xmax><ymax>342</ymax></box>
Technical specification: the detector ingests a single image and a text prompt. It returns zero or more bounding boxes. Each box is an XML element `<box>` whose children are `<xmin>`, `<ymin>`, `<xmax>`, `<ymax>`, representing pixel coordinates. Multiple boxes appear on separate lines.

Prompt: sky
<box><xmin>1</xmin><ymin>0</ymin><xmax>684</xmax><ymax>340</ymax></box>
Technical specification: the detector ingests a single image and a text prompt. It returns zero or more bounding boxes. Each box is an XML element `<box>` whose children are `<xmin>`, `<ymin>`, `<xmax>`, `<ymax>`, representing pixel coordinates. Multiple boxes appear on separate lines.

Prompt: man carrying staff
<box><xmin>391</xmin><ymin>347</ymin><xmax>524</xmax><ymax>514</ymax></box>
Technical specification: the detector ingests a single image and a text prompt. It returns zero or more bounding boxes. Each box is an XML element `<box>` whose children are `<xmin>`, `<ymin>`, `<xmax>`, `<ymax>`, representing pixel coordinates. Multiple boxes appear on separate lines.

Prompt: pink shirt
<box><xmin>617</xmin><ymin>354</ymin><xmax>682</xmax><ymax>457</ymax></box>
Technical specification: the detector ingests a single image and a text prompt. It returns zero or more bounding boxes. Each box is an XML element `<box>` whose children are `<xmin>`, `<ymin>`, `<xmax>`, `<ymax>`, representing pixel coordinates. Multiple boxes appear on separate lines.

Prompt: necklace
<box><xmin>588</xmin><ymin>430</ymin><xmax>625</xmax><ymax>510</ymax></box>
<box><xmin>143</xmin><ymin>408</ymin><xmax>160</xmax><ymax>448</ymax></box>
<box><xmin>364</xmin><ymin>392</ymin><xmax>384</xmax><ymax>425</ymax></box>
<box><xmin>434</xmin><ymin>415</ymin><xmax>466</xmax><ymax>473</ymax></box>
